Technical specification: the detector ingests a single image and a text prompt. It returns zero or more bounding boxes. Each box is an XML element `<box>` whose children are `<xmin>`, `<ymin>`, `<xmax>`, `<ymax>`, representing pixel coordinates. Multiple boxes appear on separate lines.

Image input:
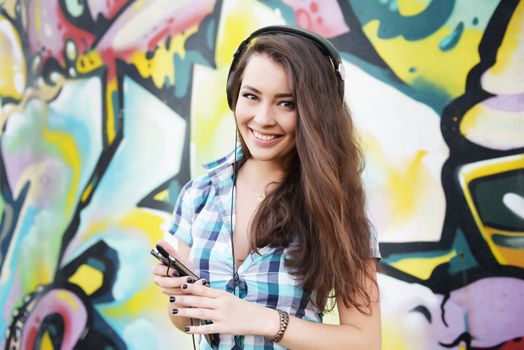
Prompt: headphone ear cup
<box><xmin>226</xmin><ymin>69</ymin><xmax>235</xmax><ymax>109</ymax></box>
<box><xmin>226</xmin><ymin>40</ymin><xmax>249</xmax><ymax>110</ymax></box>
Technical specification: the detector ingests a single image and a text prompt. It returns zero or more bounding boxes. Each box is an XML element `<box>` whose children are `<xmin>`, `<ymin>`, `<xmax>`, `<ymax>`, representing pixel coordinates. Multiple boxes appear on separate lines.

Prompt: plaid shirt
<box><xmin>169</xmin><ymin>149</ymin><xmax>381</xmax><ymax>349</ymax></box>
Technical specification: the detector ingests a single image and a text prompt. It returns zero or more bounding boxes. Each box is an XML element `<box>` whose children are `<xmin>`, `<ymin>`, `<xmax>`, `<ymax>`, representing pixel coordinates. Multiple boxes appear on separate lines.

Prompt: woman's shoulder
<box><xmin>183</xmin><ymin>173</ymin><xmax>213</xmax><ymax>190</ymax></box>
<box><xmin>178</xmin><ymin>148</ymin><xmax>239</xmax><ymax>205</ymax></box>
<box><xmin>179</xmin><ymin>174</ymin><xmax>213</xmax><ymax>203</ymax></box>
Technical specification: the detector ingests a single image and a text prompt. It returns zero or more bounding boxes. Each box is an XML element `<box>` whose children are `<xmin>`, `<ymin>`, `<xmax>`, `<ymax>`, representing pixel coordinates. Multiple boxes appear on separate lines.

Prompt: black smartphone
<box><xmin>150</xmin><ymin>245</ymin><xmax>198</xmax><ymax>279</ymax></box>
<box><xmin>151</xmin><ymin>244</ymin><xmax>220</xmax><ymax>347</ymax></box>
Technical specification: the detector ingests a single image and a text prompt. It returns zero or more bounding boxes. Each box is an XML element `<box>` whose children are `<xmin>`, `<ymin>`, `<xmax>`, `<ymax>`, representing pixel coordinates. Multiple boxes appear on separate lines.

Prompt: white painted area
<box><xmin>462</xmin><ymin>98</ymin><xmax>524</xmax><ymax>150</ymax></box>
<box><xmin>503</xmin><ymin>192</ymin><xmax>524</xmax><ymax>219</ymax></box>
<box><xmin>344</xmin><ymin>59</ymin><xmax>449</xmax><ymax>243</ymax></box>
<box><xmin>0</xmin><ymin>18</ymin><xmax>26</xmax><ymax>94</ymax></box>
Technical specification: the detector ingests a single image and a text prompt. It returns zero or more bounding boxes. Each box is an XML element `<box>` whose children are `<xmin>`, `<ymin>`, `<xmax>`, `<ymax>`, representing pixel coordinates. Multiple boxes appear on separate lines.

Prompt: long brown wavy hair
<box><xmin>229</xmin><ymin>33</ymin><xmax>377</xmax><ymax>313</ymax></box>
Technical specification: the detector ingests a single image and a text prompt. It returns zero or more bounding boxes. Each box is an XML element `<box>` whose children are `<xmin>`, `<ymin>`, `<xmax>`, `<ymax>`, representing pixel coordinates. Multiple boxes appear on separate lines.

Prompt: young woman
<box><xmin>152</xmin><ymin>26</ymin><xmax>381</xmax><ymax>349</ymax></box>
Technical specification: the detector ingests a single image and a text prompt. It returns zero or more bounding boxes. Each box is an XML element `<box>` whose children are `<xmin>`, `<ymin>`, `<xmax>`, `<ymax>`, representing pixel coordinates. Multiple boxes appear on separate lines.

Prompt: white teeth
<box><xmin>252</xmin><ymin>130</ymin><xmax>277</xmax><ymax>141</ymax></box>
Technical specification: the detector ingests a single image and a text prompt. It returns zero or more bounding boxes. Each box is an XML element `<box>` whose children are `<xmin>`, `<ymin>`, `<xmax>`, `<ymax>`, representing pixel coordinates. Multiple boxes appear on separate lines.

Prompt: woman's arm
<box><xmin>277</xmin><ymin>259</ymin><xmax>381</xmax><ymax>349</ymax></box>
<box><xmin>174</xmin><ymin>259</ymin><xmax>381</xmax><ymax>349</ymax></box>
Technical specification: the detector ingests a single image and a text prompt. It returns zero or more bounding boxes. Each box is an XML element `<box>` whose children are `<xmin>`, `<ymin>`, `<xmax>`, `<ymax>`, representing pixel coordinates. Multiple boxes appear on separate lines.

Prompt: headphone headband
<box><xmin>226</xmin><ymin>25</ymin><xmax>345</xmax><ymax>109</ymax></box>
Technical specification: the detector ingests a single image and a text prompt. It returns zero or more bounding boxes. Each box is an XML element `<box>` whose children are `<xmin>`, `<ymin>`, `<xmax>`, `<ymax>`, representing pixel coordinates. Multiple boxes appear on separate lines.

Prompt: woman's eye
<box><xmin>242</xmin><ymin>93</ymin><xmax>257</xmax><ymax>101</ymax></box>
<box><xmin>279</xmin><ymin>101</ymin><xmax>295</xmax><ymax>109</ymax></box>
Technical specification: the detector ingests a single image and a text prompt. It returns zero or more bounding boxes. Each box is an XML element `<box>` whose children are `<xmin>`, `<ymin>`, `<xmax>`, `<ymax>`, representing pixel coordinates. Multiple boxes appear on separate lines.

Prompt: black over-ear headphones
<box><xmin>226</xmin><ymin>25</ymin><xmax>346</xmax><ymax>109</ymax></box>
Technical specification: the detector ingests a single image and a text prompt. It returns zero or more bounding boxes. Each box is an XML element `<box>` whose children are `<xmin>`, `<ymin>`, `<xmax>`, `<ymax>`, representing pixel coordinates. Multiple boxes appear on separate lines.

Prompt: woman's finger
<box><xmin>172</xmin><ymin>306</ymin><xmax>217</xmax><ymax>321</ymax></box>
<box><xmin>151</xmin><ymin>263</ymin><xmax>178</xmax><ymax>277</ymax></box>
<box><xmin>160</xmin><ymin>287</ymin><xmax>181</xmax><ymax>296</ymax></box>
<box><xmin>169</xmin><ymin>295</ymin><xmax>216</xmax><ymax>309</ymax></box>
<box><xmin>156</xmin><ymin>239</ymin><xmax>177</xmax><ymax>256</ymax></box>
<box><xmin>180</xmin><ymin>281</ymin><xmax>221</xmax><ymax>298</ymax></box>
<box><xmin>185</xmin><ymin>322</ymin><xmax>216</xmax><ymax>335</ymax></box>
<box><xmin>154</xmin><ymin>275</ymin><xmax>196</xmax><ymax>289</ymax></box>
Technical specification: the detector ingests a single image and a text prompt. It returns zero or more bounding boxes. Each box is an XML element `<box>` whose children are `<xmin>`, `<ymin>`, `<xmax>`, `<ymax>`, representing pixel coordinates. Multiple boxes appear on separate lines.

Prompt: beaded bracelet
<box><xmin>267</xmin><ymin>309</ymin><xmax>289</xmax><ymax>343</ymax></box>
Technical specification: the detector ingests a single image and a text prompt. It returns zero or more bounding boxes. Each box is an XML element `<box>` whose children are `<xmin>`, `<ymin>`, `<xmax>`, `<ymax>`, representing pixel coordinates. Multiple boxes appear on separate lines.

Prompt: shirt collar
<box><xmin>201</xmin><ymin>148</ymin><xmax>243</xmax><ymax>230</ymax></box>
<box><xmin>203</xmin><ymin>147</ymin><xmax>243</xmax><ymax>180</ymax></box>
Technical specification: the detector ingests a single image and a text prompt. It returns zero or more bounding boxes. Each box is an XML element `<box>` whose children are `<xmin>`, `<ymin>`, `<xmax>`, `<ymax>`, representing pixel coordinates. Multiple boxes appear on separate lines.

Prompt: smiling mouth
<box><xmin>251</xmin><ymin>129</ymin><xmax>281</xmax><ymax>141</ymax></box>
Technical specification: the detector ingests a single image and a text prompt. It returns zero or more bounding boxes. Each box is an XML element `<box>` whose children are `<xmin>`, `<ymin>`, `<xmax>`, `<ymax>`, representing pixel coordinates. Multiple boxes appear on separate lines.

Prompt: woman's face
<box><xmin>235</xmin><ymin>53</ymin><xmax>297</xmax><ymax>166</ymax></box>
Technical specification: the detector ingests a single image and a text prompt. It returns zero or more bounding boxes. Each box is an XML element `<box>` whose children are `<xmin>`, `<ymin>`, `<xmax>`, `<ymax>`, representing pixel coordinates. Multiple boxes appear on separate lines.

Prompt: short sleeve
<box><xmin>168</xmin><ymin>181</ymin><xmax>196</xmax><ymax>247</ymax></box>
<box><xmin>369</xmin><ymin>226</ymin><xmax>381</xmax><ymax>260</ymax></box>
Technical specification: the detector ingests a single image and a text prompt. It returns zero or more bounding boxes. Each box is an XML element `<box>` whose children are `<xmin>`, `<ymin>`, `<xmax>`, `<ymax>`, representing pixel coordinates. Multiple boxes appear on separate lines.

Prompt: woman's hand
<box><xmin>170</xmin><ymin>282</ymin><xmax>279</xmax><ymax>337</ymax></box>
<box><xmin>151</xmin><ymin>239</ymin><xmax>202</xmax><ymax>331</ymax></box>
<box><xmin>151</xmin><ymin>239</ymin><xmax>194</xmax><ymax>293</ymax></box>
<box><xmin>152</xmin><ymin>262</ymin><xmax>200</xmax><ymax>296</ymax></box>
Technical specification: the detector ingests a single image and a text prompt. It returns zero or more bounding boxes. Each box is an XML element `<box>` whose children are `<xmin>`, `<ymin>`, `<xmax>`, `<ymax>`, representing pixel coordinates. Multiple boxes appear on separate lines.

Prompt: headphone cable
<box><xmin>191</xmin><ymin>317</ymin><xmax>196</xmax><ymax>350</ymax></box>
<box><xmin>230</xmin><ymin>131</ymin><xmax>238</xmax><ymax>298</ymax></box>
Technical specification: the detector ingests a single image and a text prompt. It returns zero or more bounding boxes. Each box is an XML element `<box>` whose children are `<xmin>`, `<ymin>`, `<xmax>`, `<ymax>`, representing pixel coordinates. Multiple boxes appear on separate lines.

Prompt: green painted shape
<box><xmin>492</xmin><ymin>234</ymin><xmax>524</xmax><ymax>248</ymax></box>
<box><xmin>87</xmin><ymin>257</ymin><xmax>106</xmax><ymax>273</ymax></box>
<box><xmin>342</xmin><ymin>53</ymin><xmax>450</xmax><ymax>114</ymax></box>
<box><xmin>258</xmin><ymin>0</ymin><xmax>297</xmax><ymax>23</ymax></box>
<box><xmin>347</xmin><ymin>0</ymin><xmax>456</xmax><ymax>40</ymax></box>
<box><xmin>110</xmin><ymin>89</ymin><xmax>120</xmax><ymax>135</ymax></box>
<box><xmin>173</xmin><ymin>52</ymin><xmax>210</xmax><ymax>99</ymax></box>
<box><xmin>0</xmin><ymin>194</ymin><xmax>4</xmax><ymax>221</ymax></box>
<box><xmin>382</xmin><ymin>247</ymin><xmax>451</xmax><ymax>265</ymax></box>
<box><xmin>471</xmin><ymin>171</ymin><xmax>524</xmax><ymax>230</ymax></box>
<box><xmin>448</xmin><ymin>229</ymin><xmax>479</xmax><ymax>275</ymax></box>
<box><xmin>168</xmin><ymin>179</ymin><xmax>182</xmax><ymax>206</ymax></box>
<box><xmin>381</xmin><ymin>229</ymin><xmax>479</xmax><ymax>279</ymax></box>
<box><xmin>440</xmin><ymin>21</ymin><xmax>464</xmax><ymax>51</ymax></box>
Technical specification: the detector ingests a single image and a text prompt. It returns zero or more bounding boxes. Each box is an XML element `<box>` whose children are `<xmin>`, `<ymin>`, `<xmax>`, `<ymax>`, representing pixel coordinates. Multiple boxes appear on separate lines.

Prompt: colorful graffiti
<box><xmin>0</xmin><ymin>0</ymin><xmax>522</xmax><ymax>349</ymax></box>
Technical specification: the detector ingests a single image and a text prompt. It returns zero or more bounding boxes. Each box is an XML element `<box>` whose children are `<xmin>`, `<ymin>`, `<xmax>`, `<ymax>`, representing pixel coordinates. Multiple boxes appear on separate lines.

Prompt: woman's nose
<box><xmin>253</xmin><ymin>104</ymin><xmax>276</xmax><ymax>126</ymax></box>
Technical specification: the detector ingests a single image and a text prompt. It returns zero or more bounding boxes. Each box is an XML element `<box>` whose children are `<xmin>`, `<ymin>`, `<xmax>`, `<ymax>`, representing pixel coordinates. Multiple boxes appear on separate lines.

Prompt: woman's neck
<box><xmin>239</xmin><ymin>158</ymin><xmax>284</xmax><ymax>188</ymax></box>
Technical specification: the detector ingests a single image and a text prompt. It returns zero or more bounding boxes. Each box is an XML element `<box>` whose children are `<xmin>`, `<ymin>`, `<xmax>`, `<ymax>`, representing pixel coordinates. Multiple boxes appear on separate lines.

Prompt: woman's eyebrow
<box><xmin>274</xmin><ymin>92</ymin><xmax>293</xmax><ymax>98</ymax></box>
<box><xmin>241</xmin><ymin>85</ymin><xmax>294</xmax><ymax>99</ymax></box>
<box><xmin>241</xmin><ymin>85</ymin><xmax>260</xmax><ymax>94</ymax></box>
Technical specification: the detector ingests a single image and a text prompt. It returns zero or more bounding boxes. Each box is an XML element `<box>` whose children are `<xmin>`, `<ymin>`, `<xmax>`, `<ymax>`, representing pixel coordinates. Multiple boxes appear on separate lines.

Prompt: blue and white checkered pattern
<box><xmin>169</xmin><ymin>149</ymin><xmax>381</xmax><ymax>349</ymax></box>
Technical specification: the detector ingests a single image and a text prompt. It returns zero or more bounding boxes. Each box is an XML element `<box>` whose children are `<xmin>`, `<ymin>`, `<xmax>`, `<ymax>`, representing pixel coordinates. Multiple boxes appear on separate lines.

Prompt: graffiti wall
<box><xmin>0</xmin><ymin>0</ymin><xmax>522</xmax><ymax>349</ymax></box>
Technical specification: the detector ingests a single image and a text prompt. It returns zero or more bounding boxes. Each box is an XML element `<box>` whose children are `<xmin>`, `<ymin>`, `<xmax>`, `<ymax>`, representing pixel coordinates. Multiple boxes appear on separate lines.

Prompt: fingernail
<box><xmin>182</xmin><ymin>283</ymin><xmax>188</xmax><ymax>290</ymax></box>
<box><xmin>169</xmin><ymin>296</ymin><xmax>176</xmax><ymax>303</ymax></box>
<box><xmin>172</xmin><ymin>308</ymin><xmax>178</xmax><ymax>315</ymax></box>
<box><xmin>186</xmin><ymin>277</ymin><xmax>194</xmax><ymax>283</ymax></box>
<box><xmin>184</xmin><ymin>326</ymin><xmax>190</xmax><ymax>332</ymax></box>
<box><xmin>202</xmin><ymin>279</ymin><xmax>208</xmax><ymax>286</ymax></box>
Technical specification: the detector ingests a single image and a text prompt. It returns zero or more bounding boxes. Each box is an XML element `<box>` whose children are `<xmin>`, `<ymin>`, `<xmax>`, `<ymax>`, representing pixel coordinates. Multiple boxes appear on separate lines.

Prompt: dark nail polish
<box><xmin>182</xmin><ymin>283</ymin><xmax>188</xmax><ymax>290</ymax></box>
<box><xmin>184</xmin><ymin>326</ymin><xmax>190</xmax><ymax>332</ymax></box>
<box><xmin>202</xmin><ymin>279</ymin><xmax>208</xmax><ymax>286</ymax></box>
<box><xmin>186</xmin><ymin>277</ymin><xmax>194</xmax><ymax>283</ymax></box>
<box><xmin>172</xmin><ymin>309</ymin><xmax>178</xmax><ymax>314</ymax></box>
<box><xmin>169</xmin><ymin>296</ymin><xmax>176</xmax><ymax>303</ymax></box>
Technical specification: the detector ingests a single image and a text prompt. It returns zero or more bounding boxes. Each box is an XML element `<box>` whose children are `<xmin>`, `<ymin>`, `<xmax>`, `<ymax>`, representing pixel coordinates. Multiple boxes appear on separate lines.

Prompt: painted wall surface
<box><xmin>0</xmin><ymin>0</ymin><xmax>523</xmax><ymax>349</ymax></box>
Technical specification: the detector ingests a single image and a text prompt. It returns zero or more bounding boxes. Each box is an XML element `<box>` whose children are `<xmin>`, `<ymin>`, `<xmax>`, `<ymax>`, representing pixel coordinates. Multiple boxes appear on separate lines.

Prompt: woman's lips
<box><xmin>250</xmin><ymin>128</ymin><xmax>282</xmax><ymax>144</ymax></box>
